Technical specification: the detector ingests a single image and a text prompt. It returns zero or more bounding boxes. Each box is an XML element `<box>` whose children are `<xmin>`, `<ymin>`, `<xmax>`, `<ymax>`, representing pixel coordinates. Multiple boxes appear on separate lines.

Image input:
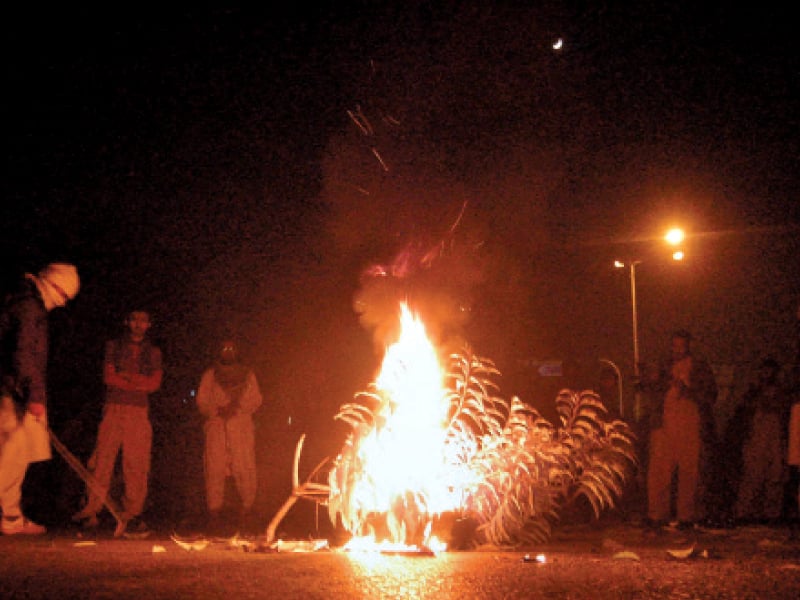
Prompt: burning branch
<box><xmin>327</xmin><ymin>335</ymin><xmax>637</xmax><ymax>549</ymax></box>
<box><xmin>466</xmin><ymin>388</ymin><xmax>636</xmax><ymax>546</ymax></box>
<box><xmin>266</xmin><ymin>305</ymin><xmax>636</xmax><ymax>551</ymax></box>
<box><xmin>264</xmin><ymin>434</ymin><xmax>330</xmax><ymax>545</ymax></box>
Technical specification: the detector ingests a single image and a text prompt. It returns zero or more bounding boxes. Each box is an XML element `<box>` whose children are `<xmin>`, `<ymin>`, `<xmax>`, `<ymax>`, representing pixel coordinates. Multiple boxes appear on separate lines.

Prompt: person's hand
<box><xmin>129</xmin><ymin>374</ymin><xmax>148</xmax><ymax>390</ymax></box>
<box><xmin>28</xmin><ymin>402</ymin><xmax>45</xmax><ymax>418</ymax></box>
<box><xmin>218</xmin><ymin>403</ymin><xmax>234</xmax><ymax>420</ymax></box>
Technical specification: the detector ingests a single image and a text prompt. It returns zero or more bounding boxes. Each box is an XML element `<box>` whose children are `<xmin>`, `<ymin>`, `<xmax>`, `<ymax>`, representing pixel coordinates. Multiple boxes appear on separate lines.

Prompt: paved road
<box><xmin>1</xmin><ymin>523</ymin><xmax>799</xmax><ymax>598</ymax></box>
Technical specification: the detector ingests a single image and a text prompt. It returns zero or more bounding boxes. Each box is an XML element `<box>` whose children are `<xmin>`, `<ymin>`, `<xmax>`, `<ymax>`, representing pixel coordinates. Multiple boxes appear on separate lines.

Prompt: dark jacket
<box><xmin>0</xmin><ymin>278</ymin><xmax>49</xmax><ymax>416</ymax></box>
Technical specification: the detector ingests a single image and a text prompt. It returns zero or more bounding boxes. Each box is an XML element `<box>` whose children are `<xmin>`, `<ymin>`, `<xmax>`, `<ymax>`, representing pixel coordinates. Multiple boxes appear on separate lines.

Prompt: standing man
<box><xmin>0</xmin><ymin>262</ymin><xmax>80</xmax><ymax>535</ymax></box>
<box><xmin>643</xmin><ymin>330</ymin><xmax>718</xmax><ymax>530</ymax></box>
<box><xmin>730</xmin><ymin>358</ymin><xmax>792</xmax><ymax>524</ymax></box>
<box><xmin>197</xmin><ymin>338</ymin><xmax>262</xmax><ymax>534</ymax></box>
<box><xmin>73</xmin><ymin>309</ymin><xmax>162</xmax><ymax>536</ymax></box>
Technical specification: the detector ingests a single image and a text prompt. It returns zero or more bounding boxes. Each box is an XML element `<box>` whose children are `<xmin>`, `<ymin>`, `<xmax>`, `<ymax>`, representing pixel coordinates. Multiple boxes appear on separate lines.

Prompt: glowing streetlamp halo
<box><xmin>664</xmin><ymin>228</ymin><xmax>685</xmax><ymax>246</ymax></box>
<box><xmin>672</xmin><ymin>250</ymin><xmax>684</xmax><ymax>261</ymax></box>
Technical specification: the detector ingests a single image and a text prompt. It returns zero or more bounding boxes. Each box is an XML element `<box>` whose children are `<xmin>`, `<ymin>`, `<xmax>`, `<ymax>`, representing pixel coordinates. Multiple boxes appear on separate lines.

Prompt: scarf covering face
<box><xmin>26</xmin><ymin>274</ymin><xmax>62</xmax><ymax>310</ymax></box>
<box><xmin>213</xmin><ymin>362</ymin><xmax>248</xmax><ymax>404</ymax></box>
<box><xmin>25</xmin><ymin>264</ymin><xmax>80</xmax><ymax>310</ymax></box>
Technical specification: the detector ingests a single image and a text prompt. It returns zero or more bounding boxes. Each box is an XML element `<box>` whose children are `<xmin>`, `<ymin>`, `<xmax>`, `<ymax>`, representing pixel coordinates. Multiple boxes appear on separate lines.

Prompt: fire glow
<box><xmin>332</xmin><ymin>303</ymin><xmax>474</xmax><ymax>553</ymax></box>
<box><xmin>312</xmin><ymin>300</ymin><xmax>637</xmax><ymax>554</ymax></box>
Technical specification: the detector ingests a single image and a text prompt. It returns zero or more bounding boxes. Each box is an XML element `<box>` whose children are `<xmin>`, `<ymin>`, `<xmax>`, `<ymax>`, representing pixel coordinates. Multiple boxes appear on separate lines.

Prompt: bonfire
<box><xmin>266</xmin><ymin>302</ymin><xmax>636</xmax><ymax>551</ymax></box>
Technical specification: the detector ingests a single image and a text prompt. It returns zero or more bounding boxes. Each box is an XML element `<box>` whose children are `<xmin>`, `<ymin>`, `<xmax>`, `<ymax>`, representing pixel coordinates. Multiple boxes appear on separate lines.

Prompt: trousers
<box><xmin>83</xmin><ymin>403</ymin><xmax>151</xmax><ymax>518</ymax></box>
<box><xmin>647</xmin><ymin>394</ymin><xmax>701</xmax><ymax>522</ymax></box>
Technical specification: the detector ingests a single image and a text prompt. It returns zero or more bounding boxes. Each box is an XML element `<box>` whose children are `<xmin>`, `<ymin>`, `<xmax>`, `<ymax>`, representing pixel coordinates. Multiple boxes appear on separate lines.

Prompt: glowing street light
<box><xmin>665</xmin><ymin>227</ymin><xmax>685</xmax><ymax>262</ymax></box>
<box><xmin>614</xmin><ymin>228</ymin><xmax>686</xmax><ymax>420</ymax></box>
<box><xmin>664</xmin><ymin>227</ymin><xmax>685</xmax><ymax>246</ymax></box>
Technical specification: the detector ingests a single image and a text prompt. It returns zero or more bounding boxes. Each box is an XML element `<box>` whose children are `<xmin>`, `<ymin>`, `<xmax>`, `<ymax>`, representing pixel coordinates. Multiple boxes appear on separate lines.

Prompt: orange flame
<box><xmin>336</xmin><ymin>303</ymin><xmax>472</xmax><ymax>551</ymax></box>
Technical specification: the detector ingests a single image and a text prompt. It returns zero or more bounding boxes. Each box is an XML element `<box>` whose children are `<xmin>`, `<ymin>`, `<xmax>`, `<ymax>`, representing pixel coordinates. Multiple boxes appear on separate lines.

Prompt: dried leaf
<box><xmin>171</xmin><ymin>535</ymin><xmax>210</xmax><ymax>551</ymax></box>
<box><xmin>612</xmin><ymin>550</ymin><xmax>640</xmax><ymax>561</ymax></box>
<box><xmin>667</xmin><ymin>544</ymin><xmax>696</xmax><ymax>559</ymax></box>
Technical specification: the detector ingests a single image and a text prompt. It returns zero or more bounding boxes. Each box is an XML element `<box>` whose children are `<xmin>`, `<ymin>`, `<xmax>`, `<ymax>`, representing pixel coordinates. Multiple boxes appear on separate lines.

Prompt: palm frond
<box><xmin>326</xmin><ymin>345</ymin><xmax>638</xmax><ymax>548</ymax></box>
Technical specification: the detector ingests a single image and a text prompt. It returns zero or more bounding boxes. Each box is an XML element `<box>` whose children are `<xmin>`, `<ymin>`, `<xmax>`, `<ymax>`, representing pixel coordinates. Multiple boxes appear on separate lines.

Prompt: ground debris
<box><xmin>270</xmin><ymin>538</ymin><xmax>330</xmax><ymax>553</ymax></box>
<box><xmin>170</xmin><ymin>534</ymin><xmax>210</xmax><ymax>551</ymax></box>
<box><xmin>666</xmin><ymin>544</ymin><xmax>721</xmax><ymax>560</ymax></box>
<box><xmin>612</xmin><ymin>550</ymin><xmax>640</xmax><ymax>561</ymax></box>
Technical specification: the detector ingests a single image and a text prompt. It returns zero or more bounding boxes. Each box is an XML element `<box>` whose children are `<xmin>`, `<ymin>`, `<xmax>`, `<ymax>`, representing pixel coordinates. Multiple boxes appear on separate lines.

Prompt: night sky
<box><xmin>3</xmin><ymin>2</ymin><xmax>799</xmax><ymax>522</ymax></box>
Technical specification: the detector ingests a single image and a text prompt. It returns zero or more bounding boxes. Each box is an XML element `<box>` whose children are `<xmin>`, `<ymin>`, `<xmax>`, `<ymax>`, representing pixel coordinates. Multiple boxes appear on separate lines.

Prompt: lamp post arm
<box><xmin>599</xmin><ymin>358</ymin><xmax>624</xmax><ymax>419</ymax></box>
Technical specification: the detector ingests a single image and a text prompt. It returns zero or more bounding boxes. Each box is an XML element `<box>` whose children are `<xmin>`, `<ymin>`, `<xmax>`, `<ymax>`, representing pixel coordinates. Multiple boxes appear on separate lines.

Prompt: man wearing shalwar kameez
<box><xmin>643</xmin><ymin>330</ymin><xmax>718</xmax><ymax>530</ymax></box>
<box><xmin>197</xmin><ymin>339</ymin><xmax>262</xmax><ymax>531</ymax></box>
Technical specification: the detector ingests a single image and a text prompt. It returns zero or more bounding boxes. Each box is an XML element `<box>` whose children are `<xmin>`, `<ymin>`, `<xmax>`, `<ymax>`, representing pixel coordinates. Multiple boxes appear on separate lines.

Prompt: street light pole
<box><xmin>629</xmin><ymin>260</ymin><xmax>642</xmax><ymax>420</ymax></box>
<box><xmin>599</xmin><ymin>358</ymin><xmax>624</xmax><ymax>418</ymax></box>
<box><xmin>630</xmin><ymin>260</ymin><xmax>640</xmax><ymax>375</ymax></box>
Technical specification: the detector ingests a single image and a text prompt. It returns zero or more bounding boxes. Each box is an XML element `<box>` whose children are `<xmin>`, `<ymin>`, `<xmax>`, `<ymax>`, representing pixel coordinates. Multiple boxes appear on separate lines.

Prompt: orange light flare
<box><xmin>336</xmin><ymin>303</ymin><xmax>478</xmax><ymax>553</ymax></box>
